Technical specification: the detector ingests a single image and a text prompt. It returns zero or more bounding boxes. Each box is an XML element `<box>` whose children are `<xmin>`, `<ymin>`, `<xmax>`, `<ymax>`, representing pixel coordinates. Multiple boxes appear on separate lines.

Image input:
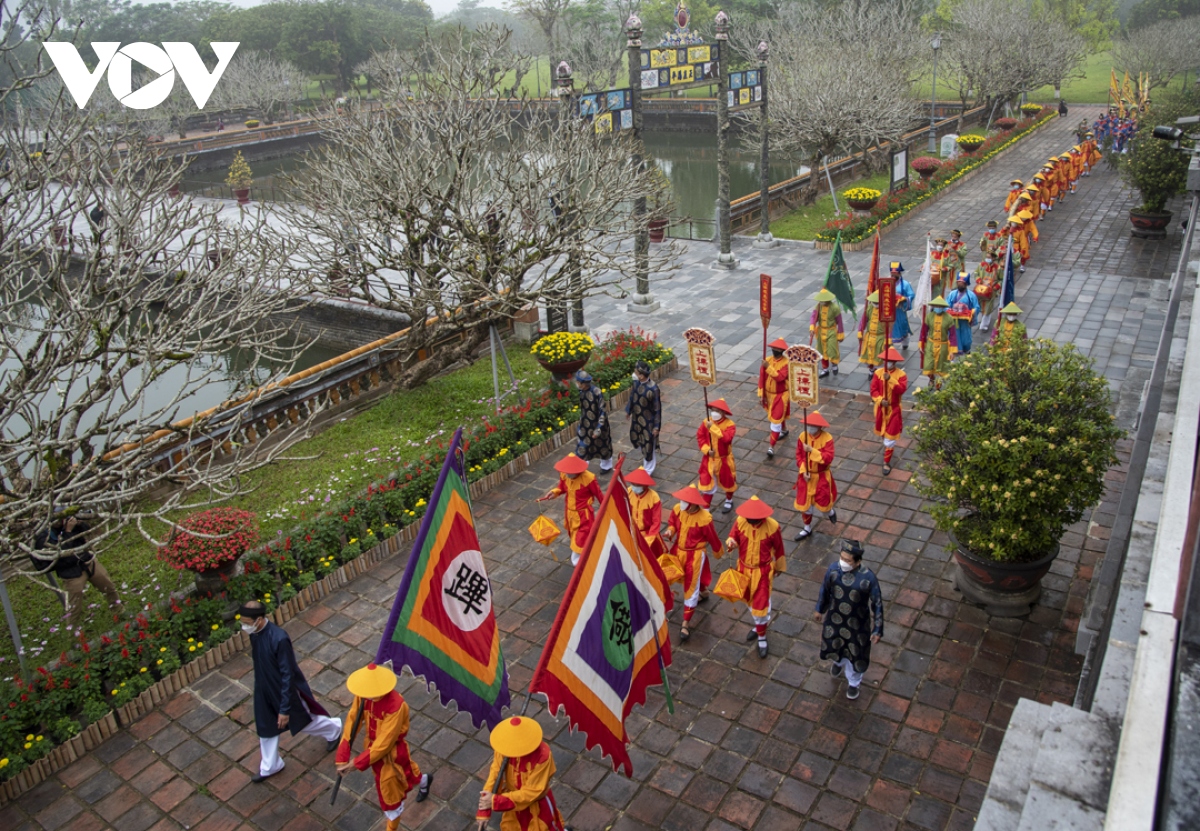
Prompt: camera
<box><xmin>1151</xmin><ymin>116</ymin><xmax>1199</xmax><ymax>154</ymax></box>
<box><xmin>1152</xmin><ymin>125</ymin><xmax>1184</xmax><ymax>142</ymax></box>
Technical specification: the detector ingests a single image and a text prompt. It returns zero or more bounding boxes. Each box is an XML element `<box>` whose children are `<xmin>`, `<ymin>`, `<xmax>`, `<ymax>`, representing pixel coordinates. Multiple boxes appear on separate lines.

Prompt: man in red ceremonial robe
<box><xmin>543</xmin><ymin>454</ymin><xmax>604</xmax><ymax>566</ymax></box>
<box><xmin>625</xmin><ymin>468</ymin><xmax>666</xmax><ymax>561</ymax></box>
<box><xmin>724</xmin><ymin>496</ymin><xmax>786</xmax><ymax>658</ymax></box>
<box><xmin>477</xmin><ymin>717</ymin><xmax>567</xmax><ymax>831</ymax></box>
<box><xmin>794</xmin><ymin>412</ymin><xmax>838</xmax><ymax>540</ymax></box>
<box><xmin>696</xmin><ymin>397</ymin><xmax>737</xmax><ymax>513</ymax></box>
<box><xmin>664</xmin><ymin>485</ymin><xmax>722</xmax><ymax>641</ymax></box>
<box><xmin>871</xmin><ymin>347</ymin><xmax>908</xmax><ymax>476</ymax></box>
<box><xmin>758</xmin><ymin>337</ymin><xmax>791</xmax><ymax>457</ymax></box>
<box><xmin>336</xmin><ymin>663</ymin><xmax>431</xmax><ymax>831</ymax></box>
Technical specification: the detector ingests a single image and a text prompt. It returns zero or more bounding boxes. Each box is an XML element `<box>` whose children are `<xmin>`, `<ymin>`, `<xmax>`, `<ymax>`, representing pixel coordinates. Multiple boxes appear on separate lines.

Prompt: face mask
<box><xmin>241</xmin><ymin>620</ymin><xmax>259</xmax><ymax>634</ymax></box>
<box><xmin>838</xmin><ymin>559</ymin><xmax>855</xmax><ymax>572</ymax></box>
<box><xmin>807</xmin><ymin>426</ymin><xmax>819</xmax><ymax>435</ymax></box>
<box><xmin>631</xmin><ymin>485</ymin><xmax>645</xmax><ymax>495</ymax></box>
<box><xmin>632</xmin><ymin>373</ymin><xmax>641</xmax><ymax>382</ymax></box>
<box><xmin>566</xmin><ymin>472</ymin><xmax>579</xmax><ymax>480</ymax></box>
<box><xmin>679</xmin><ymin>500</ymin><xmax>690</xmax><ymax>510</ymax></box>
<box><xmin>709</xmin><ymin>411</ymin><xmax>723</xmax><ymax>421</ymax></box>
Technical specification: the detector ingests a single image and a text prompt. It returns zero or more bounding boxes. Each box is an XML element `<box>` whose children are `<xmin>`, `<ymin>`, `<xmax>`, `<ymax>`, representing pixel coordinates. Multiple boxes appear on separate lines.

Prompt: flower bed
<box><xmin>815</xmin><ymin>108</ymin><xmax>1052</xmax><ymax>245</ymax></box>
<box><xmin>0</xmin><ymin>327</ymin><xmax>673</xmax><ymax>789</ymax></box>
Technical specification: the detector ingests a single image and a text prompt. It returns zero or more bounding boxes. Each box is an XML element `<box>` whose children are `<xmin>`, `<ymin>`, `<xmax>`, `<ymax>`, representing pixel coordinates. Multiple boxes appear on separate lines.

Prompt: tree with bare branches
<box><xmin>282</xmin><ymin>24</ymin><xmax>676</xmax><ymax>390</ymax></box>
<box><xmin>1111</xmin><ymin>15</ymin><xmax>1200</xmax><ymax>93</ymax></box>
<box><xmin>213</xmin><ymin>50</ymin><xmax>307</xmax><ymax>123</ymax></box>
<box><xmin>0</xmin><ymin>5</ymin><xmax>315</xmax><ymax>600</ymax></box>
<box><xmin>734</xmin><ymin>1</ymin><xmax>924</xmax><ymax>203</ymax></box>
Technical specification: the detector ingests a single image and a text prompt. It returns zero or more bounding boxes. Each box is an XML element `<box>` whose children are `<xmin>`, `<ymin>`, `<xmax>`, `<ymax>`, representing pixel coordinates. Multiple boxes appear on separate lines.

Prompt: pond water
<box><xmin>182</xmin><ymin>130</ymin><xmax>809</xmax><ymax>228</ymax></box>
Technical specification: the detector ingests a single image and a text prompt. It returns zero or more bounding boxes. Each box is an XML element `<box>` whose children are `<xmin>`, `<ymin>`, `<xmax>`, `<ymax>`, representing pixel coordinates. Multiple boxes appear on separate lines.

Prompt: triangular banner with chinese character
<box><xmin>376</xmin><ymin>427</ymin><xmax>510</xmax><ymax>730</ymax></box>
<box><xmin>530</xmin><ymin>461</ymin><xmax>674</xmax><ymax>776</ymax></box>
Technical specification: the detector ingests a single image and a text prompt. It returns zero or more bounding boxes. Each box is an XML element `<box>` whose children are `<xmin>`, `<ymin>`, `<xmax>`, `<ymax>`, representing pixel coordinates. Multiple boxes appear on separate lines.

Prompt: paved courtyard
<box><xmin>1</xmin><ymin>106</ymin><xmax>1188</xmax><ymax>831</ymax></box>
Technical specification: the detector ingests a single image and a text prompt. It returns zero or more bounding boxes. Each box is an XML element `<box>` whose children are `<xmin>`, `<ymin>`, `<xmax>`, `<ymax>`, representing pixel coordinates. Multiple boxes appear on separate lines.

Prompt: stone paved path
<box><xmin>0</xmin><ymin>105</ymin><xmax>1182</xmax><ymax>831</ymax></box>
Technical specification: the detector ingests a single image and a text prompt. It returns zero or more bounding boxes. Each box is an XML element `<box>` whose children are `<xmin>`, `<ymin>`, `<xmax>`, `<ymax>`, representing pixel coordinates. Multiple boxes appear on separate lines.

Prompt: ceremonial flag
<box><xmin>376</xmin><ymin>427</ymin><xmax>510</xmax><ymax>730</ymax></box>
<box><xmin>823</xmin><ymin>232</ymin><xmax>857</xmax><ymax>320</ymax></box>
<box><xmin>530</xmin><ymin>462</ymin><xmax>674</xmax><ymax>776</ymax></box>
<box><xmin>999</xmin><ymin>235</ymin><xmax>1016</xmax><ymax>309</ymax></box>
<box><xmin>915</xmin><ymin>235</ymin><xmax>932</xmax><ymax>365</ymax></box>
<box><xmin>857</xmin><ymin>225</ymin><xmax>881</xmax><ymax>341</ymax></box>
<box><xmin>1109</xmin><ymin>69</ymin><xmax>1120</xmax><ymax>112</ymax></box>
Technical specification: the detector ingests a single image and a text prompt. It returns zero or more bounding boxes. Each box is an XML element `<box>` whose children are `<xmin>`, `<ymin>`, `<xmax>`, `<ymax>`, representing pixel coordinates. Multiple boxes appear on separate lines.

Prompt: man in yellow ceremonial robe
<box><xmin>1005</xmin><ymin>215</ymin><xmax>1028</xmax><ymax>272</ymax></box>
<box><xmin>758</xmin><ymin>337</ymin><xmax>791</xmax><ymax>457</ymax></box>
<box><xmin>724</xmin><ymin>496</ymin><xmax>786</xmax><ymax>658</ymax></box>
<box><xmin>336</xmin><ymin>663</ymin><xmax>431</xmax><ymax>831</ymax></box>
<box><xmin>543</xmin><ymin>454</ymin><xmax>604</xmax><ymax>566</ymax></box>
<box><xmin>477</xmin><ymin>717</ymin><xmax>568</xmax><ymax>831</ymax></box>
<box><xmin>809</xmin><ymin>288</ymin><xmax>844</xmax><ymax>376</ymax></box>
<box><xmin>664</xmin><ymin>485</ymin><xmax>722</xmax><ymax>641</ymax></box>
<box><xmin>697</xmin><ymin>398</ymin><xmax>737</xmax><ymax>513</ymax></box>
<box><xmin>794</xmin><ymin>412</ymin><xmax>838</xmax><ymax>541</ymax></box>
<box><xmin>1004</xmin><ymin>178</ymin><xmax>1024</xmax><ymax>213</ymax></box>
<box><xmin>871</xmin><ymin>347</ymin><xmax>908</xmax><ymax>476</ymax></box>
<box><xmin>920</xmin><ymin>296</ymin><xmax>957</xmax><ymax>389</ymax></box>
<box><xmin>858</xmin><ymin>291</ymin><xmax>885</xmax><ymax>373</ymax></box>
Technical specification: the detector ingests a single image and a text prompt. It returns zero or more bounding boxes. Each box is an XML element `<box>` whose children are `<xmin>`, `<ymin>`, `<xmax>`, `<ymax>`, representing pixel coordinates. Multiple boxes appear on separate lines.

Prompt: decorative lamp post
<box><xmin>626</xmin><ymin>14</ymin><xmax>659</xmax><ymax>314</ymax></box>
<box><xmin>556</xmin><ymin>61</ymin><xmax>585</xmax><ymax>330</ymax></box>
<box><xmin>753</xmin><ymin>39</ymin><xmax>776</xmax><ymax>249</ymax></box>
<box><xmin>928</xmin><ymin>32</ymin><xmax>942</xmax><ymax>154</ymax></box>
<box><xmin>713</xmin><ymin>10</ymin><xmax>737</xmax><ymax>269</ymax></box>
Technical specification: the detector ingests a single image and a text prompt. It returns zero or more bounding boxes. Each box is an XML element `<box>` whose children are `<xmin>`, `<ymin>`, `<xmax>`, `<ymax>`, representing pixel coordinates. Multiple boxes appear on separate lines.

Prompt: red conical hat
<box><xmin>767</xmin><ymin>337</ymin><xmax>789</xmax><ymax>350</ymax></box>
<box><xmin>708</xmin><ymin>398</ymin><xmax>732</xmax><ymax>415</ymax></box>
<box><xmin>624</xmin><ymin>468</ymin><xmax>656</xmax><ymax>487</ymax></box>
<box><xmin>672</xmin><ymin>485</ymin><xmax>706</xmax><ymax>504</ymax></box>
<box><xmin>554</xmin><ymin>454</ymin><xmax>588</xmax><ymax>474</ymax></box>
<box><xmin>878</xmin><ymin>347</ymin><xmax>903</xmax><ymax>362</ymax></box>
<box><xmin>801</xmin><ymin>412</ymin><xmax>829</xmax><ymax>428</ymax></box>
<box><xmin>735</xmin><ymin>496</ymin><xmax>774</xmax><ymax>519</ymax></box>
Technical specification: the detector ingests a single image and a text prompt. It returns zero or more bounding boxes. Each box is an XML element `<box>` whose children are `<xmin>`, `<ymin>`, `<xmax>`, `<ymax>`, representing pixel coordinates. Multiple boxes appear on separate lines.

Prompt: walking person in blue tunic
<box><xmin>243</xmin><ymin>601</ymin><xmax>342</xmax><ymax>782</ymax></box>
<box><xmin>624</xmin><ymin>360</ymin><xmax>662</xmax><ymax>475</ymax></box>
<box><xmin>574</xmin><ymin>370</ymin><xmax>614</xmax><ymax>473</ymax></box>
<box><xmin>813</xmin><ymin>540</ymin><xmax>884</xmax><ymax>700</ymax></box>
<box><xmin>888</xmin><ymin>262</ymin><xmax>915</xmax><ymax>350</ymax></box>
<box><xmin>945</xmin><ymin>272</ymin><xmax>981</xmax><ymax>355</ymax></box>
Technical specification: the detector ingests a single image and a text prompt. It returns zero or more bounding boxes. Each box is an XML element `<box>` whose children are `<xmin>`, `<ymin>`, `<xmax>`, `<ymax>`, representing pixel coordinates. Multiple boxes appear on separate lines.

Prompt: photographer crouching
<box><xmin>31</xmin><ymin>514</ymin><xmax>121</xmax><ymax>630</ymax></box>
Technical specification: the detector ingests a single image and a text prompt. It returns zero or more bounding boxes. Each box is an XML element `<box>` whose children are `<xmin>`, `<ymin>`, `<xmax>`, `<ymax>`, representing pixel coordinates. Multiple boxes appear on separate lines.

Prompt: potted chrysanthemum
<box><xmin>956</xmin><ymin>134</ymin><xmax>985</xmax><ymax>154</ymax></box>
<box><xmin>844</xmin><ymin>186</ymin><xmax>882</xmax><ymax>212</ymax></box>
<box><xmin>911</xmin><ymin>337</ymin><xmax>1121</xmax><ymax>616</ymax></box>
<box><xmin>911</xmin><ymin>157</ymin><xmax>941</xmax><ymax>180</ymax></box>
<box><xmin>530</xmin><ymin>331</ymin><xmax>596</xmax><ymax>387</ymax></box>
<box><xmin>225</xmin><ymin>151</ymin><xmax>254</xmax><ymax>205</ymax></box>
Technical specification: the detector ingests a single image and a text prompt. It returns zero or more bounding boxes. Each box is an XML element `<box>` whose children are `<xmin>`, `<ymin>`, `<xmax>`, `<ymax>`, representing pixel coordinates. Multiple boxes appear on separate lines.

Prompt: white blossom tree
<box><xmin>0</xmin><ymin>7</ymin><xmax>316</xmax><ymax>587</ymax></box>
<box><xmin>213</xmin><ymin>50</ymin><xmax>308</xmax><ymax>123</ymax></box>
<box><xmin>282</xmin><ymin>25</ymin><xmax>677</xmax><ymax>389</ymax></box>
<box><xmin>1111</xmin><ymin>15</ymin><xmax>1200</xmax><ymax>93</ymax></box>
<box><xmin>735</xmin><ymin>1</ymin><xmax>925</xmax><ymax>202</ymax></box>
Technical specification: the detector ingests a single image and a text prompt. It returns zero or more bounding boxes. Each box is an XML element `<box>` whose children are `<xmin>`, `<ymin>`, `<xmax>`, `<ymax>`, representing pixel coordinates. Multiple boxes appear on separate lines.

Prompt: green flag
<box><xmin>823</xmin><ymin>232</ymin><xmax>857</xmax><ymax>321</ymax></box>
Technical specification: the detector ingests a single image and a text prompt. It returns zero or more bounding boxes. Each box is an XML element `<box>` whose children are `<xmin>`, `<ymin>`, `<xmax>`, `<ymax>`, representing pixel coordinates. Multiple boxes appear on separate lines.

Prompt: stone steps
<box><xmin>976</xmin><ymin>700</ymin><xmax>1117</xmax><ymax>831</ymax></box>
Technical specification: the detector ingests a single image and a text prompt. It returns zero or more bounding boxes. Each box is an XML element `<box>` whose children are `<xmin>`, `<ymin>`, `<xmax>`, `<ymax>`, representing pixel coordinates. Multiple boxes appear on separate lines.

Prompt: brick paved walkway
<box><xmin>0</xmin><ymin>105</ymin><xmax>1174</xmax><ymax>831</ymax></box>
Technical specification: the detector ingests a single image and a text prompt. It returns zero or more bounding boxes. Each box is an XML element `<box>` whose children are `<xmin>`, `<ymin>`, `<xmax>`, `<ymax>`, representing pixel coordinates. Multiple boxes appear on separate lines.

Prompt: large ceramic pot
<box><xmin>1129</xmin><ymin>209</ymin><xmax>1171</xmax><ymax>240</ymax></box>
<box><xmin>648</xmin><ymin>217</ymin><xmax>668</xmax><ymax>243</ymax></box>
<box><xmin>847</xmin><ymin>197</ymin><xmax>879</xmax><ymax>212</ymax></box>
<box><xmin>233</xmin><ymin>186</ymin><xmax>251</xmax><ymax>206</ymax></box>
<box><xmin>952</xmin><ymin>537</ymin><xmax>1059</xmax><ymax>617</ymax></box>
<box><xmin>537</xmin><ymin>355</ymin><xmax>590</xmax><ymax>388</ymax></box>
<box><xmin>190</xmin><ymin>558</ymin><xmax>240</xmax><ymax>598</ymax></box>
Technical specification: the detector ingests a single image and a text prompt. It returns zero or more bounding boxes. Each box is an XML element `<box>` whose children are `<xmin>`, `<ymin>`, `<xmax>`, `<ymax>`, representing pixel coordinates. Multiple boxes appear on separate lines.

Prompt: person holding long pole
<box><xmin>335</xmin><ymin>663</ymin><xmax>432</xmax><ymax>831</ymax></box>
<box><xmin>476</xmin><ymin>716</ymin><xmax>570</xmax><ymax>831</ymax></box>
<box><xmin>793</xmin><ymin>412</ymin><xmax>838</xmax><ymax>540</ymax></box>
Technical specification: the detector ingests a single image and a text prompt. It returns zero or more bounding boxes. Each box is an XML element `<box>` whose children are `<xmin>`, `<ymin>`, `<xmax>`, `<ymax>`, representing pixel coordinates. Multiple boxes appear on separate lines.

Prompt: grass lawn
<box><xmin>1</xmin><ymin>346</ymin><xmax>549</xmax><ymax>669</ymax></box>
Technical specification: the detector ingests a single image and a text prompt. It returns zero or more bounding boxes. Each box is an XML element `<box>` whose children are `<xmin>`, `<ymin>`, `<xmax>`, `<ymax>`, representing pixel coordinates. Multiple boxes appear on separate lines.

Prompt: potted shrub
<box><xmin>244</xmin><ymin>118</ymin><xmax>261</xmax><ymax>129</ymax></box>
<box><xmin>1116</xmin><ymin>89</ymin><xmax>1195</xmax><ymax>239</ymax></box>
<box><xmin>158</xmin><ymin>507</ymin><xmax>260</xmax><ymax>597</ymax></box>
<box><xmin>225</xmin><ymin>150</ymin><xmax>254</xmax><ymax>205</ymax></box>
<box><xmin>530</xmin><ymin>331</ymin><xmax>595</xmax><ymax>387</ymax></box>
<box><xmin>956</xmin><ymin>134</ymin><xmax>985</xmax><ymax>154</ymax></box>
<box><xmin>994</xmin><ymin>117</ymin><xmax>1017</xmax><ymax>132</ymax></box>
<box><xmin>1019</xmin><ymin>103</ymin><xmax>1043</xmax><ymax>118</ymax></box>
<box><xmin>911</xmin><ymin>337</ymin><xmax>1121</xmax><ymax>616</ymax></box>
<box><xmin>844</xmin><ymin>186</ymin><xmax>881</xmax><ymax>211</ymax></box>
<box><xmin>911</xmin><ymin>156</ymin><xmax>941</xmax><ymax>180</ymax></box>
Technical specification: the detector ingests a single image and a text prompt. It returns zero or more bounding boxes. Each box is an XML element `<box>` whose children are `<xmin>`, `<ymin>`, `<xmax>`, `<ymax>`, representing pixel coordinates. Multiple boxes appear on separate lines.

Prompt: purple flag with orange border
<box><xmin>376</xmin><ymin>427</ymin><xmax>510</xmax><ymax>729</ymax></box>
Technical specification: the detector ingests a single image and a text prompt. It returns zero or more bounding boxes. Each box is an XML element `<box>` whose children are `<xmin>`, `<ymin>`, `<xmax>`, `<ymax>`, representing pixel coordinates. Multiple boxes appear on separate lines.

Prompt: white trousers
<box><xmin>683</xmin><ymin>580</ymin><xmax>701</xmax><ymax>610</ymax></box>
<box><xmin>258</xmin><ymin>706</ymin><xmax>343</xmax><ymax>776</ymax></box>
<box><xmin>642</xmin><ymin>453</ymin><xmax>656</xmax><ymax>475</ymax></box>
<box><xmin>770</xmin><ymin>423</ymin><xmax>783</xmax><ymax>435</ymax></box>
<box><xmin>836</xmin><ymin>658</ymin><xmax>864</xmax><ymax>688</ymax></box>
<box><xmin>883</xmin><ymin>437</ymin><xmax>897</xmax><ymax>450</ymax></box>
<box><xmin>750</xmin><ymin>601</ymin><xmax>772</xmax><ymax>628</ymax></box>
<box><xmin>599</xmin><ymin>456</ymin><xmax>614</xmax><ymax>470</ymax></box>
<box><xmin>571</xmin><ymin>551</ymin><xmax>580</xmax><ymax>566</ymax></box>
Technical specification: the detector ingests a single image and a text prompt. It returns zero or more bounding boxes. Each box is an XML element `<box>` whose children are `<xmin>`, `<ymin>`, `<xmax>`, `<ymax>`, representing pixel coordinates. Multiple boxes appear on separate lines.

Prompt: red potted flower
<box><xmin>158</xmin><ymin>507</ymin><xmax>259</xmax><ymax>597</ymax></box>
<box><xmin>911</xmin><ymin>157</ymin><xmax>941</xmax><ymax>180</ymax></box>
